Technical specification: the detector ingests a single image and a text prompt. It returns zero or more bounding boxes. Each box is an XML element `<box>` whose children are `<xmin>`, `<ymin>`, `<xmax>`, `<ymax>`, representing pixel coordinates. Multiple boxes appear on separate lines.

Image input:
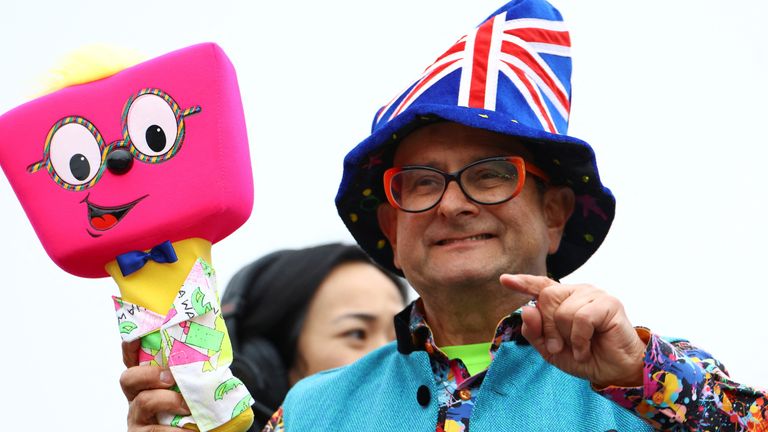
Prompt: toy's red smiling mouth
<box><xmin>82</xmin><ymin>194</ymin><xmax>148</xmax><ymax>236</ymax></box>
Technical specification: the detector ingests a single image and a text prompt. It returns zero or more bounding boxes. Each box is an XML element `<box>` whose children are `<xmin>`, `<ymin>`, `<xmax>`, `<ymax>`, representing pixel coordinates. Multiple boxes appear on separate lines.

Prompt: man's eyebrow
<box><xmin>332</xmin><ymin>313</ymin><xmax>377</xmax><ymax>324</ymax></box>
<box><xmin>400</xmin><ymin>159</ymin><xmax>441</xmax><ymax>167</ymax></box>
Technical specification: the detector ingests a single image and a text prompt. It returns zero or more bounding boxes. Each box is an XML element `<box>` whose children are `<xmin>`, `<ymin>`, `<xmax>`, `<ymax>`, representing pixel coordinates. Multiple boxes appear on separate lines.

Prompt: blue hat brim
<box><xmin>336</xmin><ymin>103</ymin><xmax>615</xmax><ymax>280</ymax></box>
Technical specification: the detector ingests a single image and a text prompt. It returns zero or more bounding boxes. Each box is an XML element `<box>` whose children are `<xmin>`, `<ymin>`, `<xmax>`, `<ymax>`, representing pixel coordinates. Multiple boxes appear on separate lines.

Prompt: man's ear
<box><xmin>377</xmin><ymin>203</ymin><xmax>401</xmax><ymax>270</ymax></box>
<box><xmin>543</xmin><ymin>186</ymin><xmax>575</xmax><ymax>254</ymax></box>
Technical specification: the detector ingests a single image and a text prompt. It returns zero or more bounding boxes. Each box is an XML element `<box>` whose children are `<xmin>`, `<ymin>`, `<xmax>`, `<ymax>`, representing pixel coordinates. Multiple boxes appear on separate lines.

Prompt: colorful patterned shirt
<box><xmin>262</xmin><ymin>300</ymin><xmax>767</xmax><ymax>431</ymax></box>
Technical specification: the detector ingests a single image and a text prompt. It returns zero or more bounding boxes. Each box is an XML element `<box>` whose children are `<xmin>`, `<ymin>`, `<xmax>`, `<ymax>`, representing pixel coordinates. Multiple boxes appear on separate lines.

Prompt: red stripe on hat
<box><xmin>501</xmin><ymin>40</ymin><xmax>570</xmax><ymax>112</ymax></box>
<box><xmin>506</xmin><ymin>62</ymin><xmax>556</xmax><ymax>133</ymax></box>
<box><xmin>469</xmin><ymin>18</ymin><xmax>495</xmax><ymax>108</ymax></box>
<box><xmin>505</xmin><ymin>28</ymin><xmax>571</xmax><ymax>46</ymax></box>
<box><xmin>392</xmin><ymin>58</ymin><xmax>461</xmax><ymax>118</ymax></box>
<box><xmin>379</xmin><ymin>41</ymin><xmax>467</xmax><ymax>123</ymax></box>
<box><xmin>432</xmin><ymin>40</ymin><xmax>466</xmax><ymax>67</ymax></box>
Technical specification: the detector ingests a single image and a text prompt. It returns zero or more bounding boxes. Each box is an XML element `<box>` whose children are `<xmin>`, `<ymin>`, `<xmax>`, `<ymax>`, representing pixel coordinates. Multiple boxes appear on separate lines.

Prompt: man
<box><xmin>121</xmin><ymin>1</ymin><xmax>767</xmax><ymax>430</ymax></box>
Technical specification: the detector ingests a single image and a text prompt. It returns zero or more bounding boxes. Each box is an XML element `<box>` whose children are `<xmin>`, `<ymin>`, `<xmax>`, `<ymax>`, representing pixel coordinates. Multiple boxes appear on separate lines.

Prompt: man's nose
<box><xmin>106</xmin><ymin>147</ymin><xmax>133</xmax><ymax>175</ymax></box>
<box><xmin>437</xmin><ymin>180</ymin><xmax>478</xmax><ymax>216</ymax></box>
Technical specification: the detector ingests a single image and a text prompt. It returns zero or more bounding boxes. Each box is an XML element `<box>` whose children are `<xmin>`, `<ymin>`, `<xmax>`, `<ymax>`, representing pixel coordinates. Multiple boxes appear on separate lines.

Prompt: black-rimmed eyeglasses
<box><xmin>383</xmin><ymin>156</ymin><xmax>549</xmax><ymax>213</ymax></box>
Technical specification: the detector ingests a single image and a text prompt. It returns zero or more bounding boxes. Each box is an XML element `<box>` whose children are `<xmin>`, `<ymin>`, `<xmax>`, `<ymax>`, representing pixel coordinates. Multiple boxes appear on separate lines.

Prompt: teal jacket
<box><xmin>281</xmin><ymin>338</ymin><xmax>652</xmax><ymax>431</ymax></box>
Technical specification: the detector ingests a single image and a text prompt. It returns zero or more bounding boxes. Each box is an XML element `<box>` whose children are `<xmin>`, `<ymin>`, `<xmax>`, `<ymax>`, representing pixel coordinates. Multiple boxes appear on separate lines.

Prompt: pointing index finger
<box><xmin>500</xmin><ymin>274</ymin><xmax>557</xmax><ymax>297</ymax></box>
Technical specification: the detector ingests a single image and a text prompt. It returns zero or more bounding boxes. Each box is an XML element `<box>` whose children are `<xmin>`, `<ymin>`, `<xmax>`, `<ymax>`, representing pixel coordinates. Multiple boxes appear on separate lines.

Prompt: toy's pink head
<box><xmin>0</xmin><ymin>43</ymin><xmax>253</xmax><ymax>278</ymax></box>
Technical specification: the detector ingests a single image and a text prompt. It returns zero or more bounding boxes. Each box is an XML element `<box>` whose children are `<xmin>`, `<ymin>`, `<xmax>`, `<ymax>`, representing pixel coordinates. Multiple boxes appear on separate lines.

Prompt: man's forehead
<box><xmin>392</xmin><ymin>121</ymin><xmax>533</xmax><ymax>166</ymax></box>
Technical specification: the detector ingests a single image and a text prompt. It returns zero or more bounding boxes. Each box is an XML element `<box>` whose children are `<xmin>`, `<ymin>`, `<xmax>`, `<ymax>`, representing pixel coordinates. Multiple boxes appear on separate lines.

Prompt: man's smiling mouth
<box><xmin>435</xmin><ymin>234</ymin><xmax>494</xmax><ymax>246</ymax></box>
<box><xmin>82</xmin><ymin>194</ymin><xmax>148</xmax><ymax>235</ymax></box>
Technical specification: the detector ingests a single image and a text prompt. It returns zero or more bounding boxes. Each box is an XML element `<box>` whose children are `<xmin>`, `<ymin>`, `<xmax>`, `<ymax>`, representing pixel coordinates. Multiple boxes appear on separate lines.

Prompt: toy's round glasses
<box><xmin>383</xmin><ymin>156</ymin><xmax>550</xmax><ymax>213</ymax></box>
<box><xmin>27</xmin><ymin>88</ymin><xmax>201</xmax><ymax>191</ymax></box>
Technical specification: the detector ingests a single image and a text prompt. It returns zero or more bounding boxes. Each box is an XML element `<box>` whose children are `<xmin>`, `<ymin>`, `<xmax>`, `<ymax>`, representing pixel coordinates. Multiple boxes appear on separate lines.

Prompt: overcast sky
<box><xmin>1</xmin><ymin>1</ymin><xmax>766</xmax><ymax>429</ymax></box>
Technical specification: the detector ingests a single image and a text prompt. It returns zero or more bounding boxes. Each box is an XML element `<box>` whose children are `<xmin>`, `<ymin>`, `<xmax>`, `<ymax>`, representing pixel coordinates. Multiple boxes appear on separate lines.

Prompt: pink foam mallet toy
<box><xmin>0</xmin><ymin>43</ymin><xmax>256</xmax><ymax>432</ymax></box>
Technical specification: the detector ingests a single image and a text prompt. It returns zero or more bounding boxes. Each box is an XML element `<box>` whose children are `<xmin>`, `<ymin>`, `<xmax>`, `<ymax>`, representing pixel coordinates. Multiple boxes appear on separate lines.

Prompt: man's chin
<box><xmin>415</xmin><ymin>263</ymin><xmax>501</xmax><ymax>291</ymax></box>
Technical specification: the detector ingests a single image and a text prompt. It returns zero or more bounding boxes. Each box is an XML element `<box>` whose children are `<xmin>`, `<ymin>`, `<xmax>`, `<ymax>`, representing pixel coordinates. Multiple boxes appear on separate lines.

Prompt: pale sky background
<box><xmin>0</xmin><ymin>1</ymin><xmax>766</xmax><ymax>430</ymax></box>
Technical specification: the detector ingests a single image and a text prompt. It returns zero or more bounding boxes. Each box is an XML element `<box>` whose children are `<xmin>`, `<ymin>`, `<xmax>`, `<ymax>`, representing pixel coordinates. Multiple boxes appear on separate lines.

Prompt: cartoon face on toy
<box><xmin>0</xmin><ymin>43</ymin><xmax>253</xmax><ymax>278</ymax></box>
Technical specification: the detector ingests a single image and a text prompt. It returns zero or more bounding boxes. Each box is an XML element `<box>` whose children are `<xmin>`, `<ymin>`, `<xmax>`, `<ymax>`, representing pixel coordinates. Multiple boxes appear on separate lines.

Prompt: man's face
<box><xmin>377</xmin><ymin>122</ymin><xmax>573</xmax><ymax>292</ymax></box>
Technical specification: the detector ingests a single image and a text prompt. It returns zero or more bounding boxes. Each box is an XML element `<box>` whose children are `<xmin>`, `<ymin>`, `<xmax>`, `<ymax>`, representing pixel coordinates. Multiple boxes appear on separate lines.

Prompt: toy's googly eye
<box><xmin>126</xmin><ymin>94</ymin><xmax>179</xmax><ymax>157</ymax></box>
<box><xmin>48</xmin><ymin>122</ymin><xmax>103</xmax><ymax>186</ymax></box>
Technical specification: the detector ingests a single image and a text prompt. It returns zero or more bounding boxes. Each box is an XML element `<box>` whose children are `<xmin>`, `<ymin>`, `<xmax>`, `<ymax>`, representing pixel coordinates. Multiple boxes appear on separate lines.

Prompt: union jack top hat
<box><xmin>335</xmin><ymin>0</ymin><xmax>614</xmax><ymax>279</ymax></box>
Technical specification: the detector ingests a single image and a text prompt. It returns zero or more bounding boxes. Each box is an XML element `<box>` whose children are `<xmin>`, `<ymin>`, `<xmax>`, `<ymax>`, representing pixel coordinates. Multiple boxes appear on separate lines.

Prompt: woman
<box><xmin>221</xmin><ymin>243</ymin><xmax>408</xmax><ymax>429</ymax></box>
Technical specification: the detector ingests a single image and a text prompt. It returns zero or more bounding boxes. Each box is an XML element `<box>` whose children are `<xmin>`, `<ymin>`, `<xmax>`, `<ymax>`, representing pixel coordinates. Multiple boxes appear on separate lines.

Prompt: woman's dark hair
<box><xmin>221</xmin><ymin>243</ymin><xmax>408</xmax><ymax>427</ymax></box>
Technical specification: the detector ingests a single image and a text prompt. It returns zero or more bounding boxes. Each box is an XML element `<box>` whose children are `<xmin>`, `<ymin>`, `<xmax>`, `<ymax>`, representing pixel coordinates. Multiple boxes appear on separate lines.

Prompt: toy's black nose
<box><xmin>106</xmin><ymin>148</ymin><xmax>133</xmax><ymax>175</ymax></box>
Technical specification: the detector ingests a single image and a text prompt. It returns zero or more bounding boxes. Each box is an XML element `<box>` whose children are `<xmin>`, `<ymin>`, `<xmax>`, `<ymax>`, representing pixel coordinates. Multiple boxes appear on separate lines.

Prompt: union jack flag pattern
<box><xmin>374</xmin><ymin>8</ymin><xmax>572</xmax><ymax>136</ymax></box>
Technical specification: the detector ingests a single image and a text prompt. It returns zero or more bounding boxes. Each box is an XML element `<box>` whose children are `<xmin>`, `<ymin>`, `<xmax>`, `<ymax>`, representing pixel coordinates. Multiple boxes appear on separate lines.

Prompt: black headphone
<box><xmin>222</xmin><ymin>254</ymin><xmax>294</xmax><ymax>425</ymax></box>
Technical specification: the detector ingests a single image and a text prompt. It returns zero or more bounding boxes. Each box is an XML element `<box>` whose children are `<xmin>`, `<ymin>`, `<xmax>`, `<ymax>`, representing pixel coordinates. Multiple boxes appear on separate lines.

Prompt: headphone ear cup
<box><xmin>230</xmin><ymin>337</ymin><xmax>290</xmax><ymax>424</ymax></box>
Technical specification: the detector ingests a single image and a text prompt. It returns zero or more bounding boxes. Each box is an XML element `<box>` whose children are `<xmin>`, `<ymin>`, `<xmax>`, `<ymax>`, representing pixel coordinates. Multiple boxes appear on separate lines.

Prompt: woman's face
<box><xmin>289</xmin><ymin>261</ymin><xmax>405</xmax><ymax>384</ymax></box>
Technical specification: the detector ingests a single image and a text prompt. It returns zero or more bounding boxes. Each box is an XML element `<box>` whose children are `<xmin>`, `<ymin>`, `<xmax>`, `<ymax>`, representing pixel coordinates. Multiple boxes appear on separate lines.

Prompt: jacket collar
<box><xmin>394</xmin><ymin>299</ymin><xmax>529</xmax><ymax>356</ymax></box>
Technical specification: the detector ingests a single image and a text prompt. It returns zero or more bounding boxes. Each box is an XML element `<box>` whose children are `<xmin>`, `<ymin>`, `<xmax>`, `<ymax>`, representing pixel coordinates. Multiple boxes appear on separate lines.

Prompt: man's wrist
<box><xmin>592</xmin><ymin>327</ymin><xmax>650</xmax><ymax>389</ymax></box>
